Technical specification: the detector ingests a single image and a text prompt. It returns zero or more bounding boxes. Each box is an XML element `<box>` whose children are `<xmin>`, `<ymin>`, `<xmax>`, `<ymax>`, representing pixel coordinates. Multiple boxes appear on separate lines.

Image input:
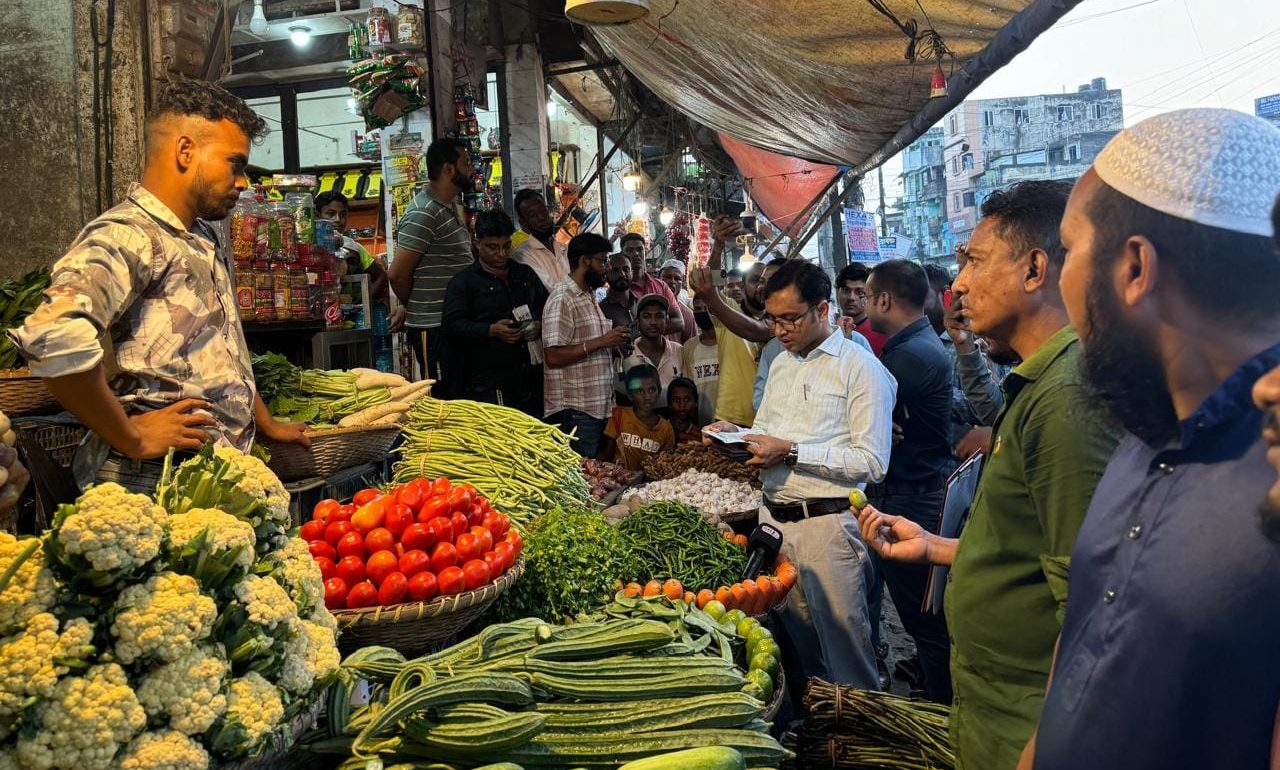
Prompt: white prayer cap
<box><xmin>1093</xmin><ymin>108</ymin><xmax>1280</xmax><ymax>237</ymax></box>
<box><xmin>659</xmin><ymin>259</ymin><xmax>686</xmax><ymax>274</ymax></box>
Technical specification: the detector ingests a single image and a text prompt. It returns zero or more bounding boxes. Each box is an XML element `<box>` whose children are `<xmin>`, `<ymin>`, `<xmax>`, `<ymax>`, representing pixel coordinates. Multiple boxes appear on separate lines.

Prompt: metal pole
<box><xmin>878</xmin><ymin>165</ymin><xmax>888</xmax><ymax>237</ymax></box>
<box><xmin>787</xmin><ymin>175</ymin><xmax>862</xmax><ymax>259</ymax></box>
<box><xmin>754</xmin><ymin>169</ymin><xmax>849</xmax><ymax>258</ymax></box>
<box><xmin>596</xmin><ymin>124</ymin><xmax>608</xmax><ymax>233</ymax></box>
<box><xmin>496</xmin><ymin>60</ymin><xmax>514</xmax><ymax>215</ymax></box>
<box><xmin>555</xmin><ymin>112</ymin><xmax>642</xmax><ymax>230</ymax></box>
<box><xmin>829</xmin><ymin>178</ymin><xmax>848</xmax><ymax>271</ymax></box>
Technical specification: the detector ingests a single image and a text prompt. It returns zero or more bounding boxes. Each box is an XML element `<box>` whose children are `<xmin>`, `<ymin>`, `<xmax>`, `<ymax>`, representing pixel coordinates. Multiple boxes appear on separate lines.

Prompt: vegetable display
<box><xmin>628</xmin><ymin>469</ymin><xmax>761</xmax><ymax>519</ymax></box>
<box><xmin>0</xmin><ymin>447</ymin><xmax>339</xmax><ymax>769</ymax></box>
<box><xmin>781</xmin><ymin>679</ymin><xmax>954</xmax><ymax>770</ymax></box>
<box><xmin>642</xmin><ymin>445</ymin><xmax>760</xmax><ymax>488</ymax></box>
<box><xmin>252</xmin><ymin>354</ymin><xmax>431</xmax><ymax>428</ymax></box>
<box><xmin>0</xmin><ymin>267</ymin><xmax>51</xmax><ymax>371</ymax></box>
<box><xmin>303</xmin><ymin>614</ymin><xmax>791</xmax><ymax>768</ymax></box>
<box><xmin>617</xmin><ymin>502</ymin><xmax>748</xmax><ymax>590</ymax></box>
<box><xmin>580</xmin><ymin>458</ymin><xmax>640</xmax><ymax>501</ymax></box>
<box><xmin>302</xmin><ymin>478</ymin><xmax>520</xmax><ymax>611</ymax></box>
<box><xmin>394</xmin><ymin>397</ymin><xmax>591</xmax><ymax>528</ymax></box>
<box><xmin>487</xmin><ymin>507</ymin><xmax>636</xmax><ymax>624</ymax></box>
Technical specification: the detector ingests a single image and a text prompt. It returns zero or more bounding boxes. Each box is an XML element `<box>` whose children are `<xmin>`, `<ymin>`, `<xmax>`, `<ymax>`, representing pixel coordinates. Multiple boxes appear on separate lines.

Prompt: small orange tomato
<box><xmin>662</xmin><ymin>579</ymin><xmax>684</xmax><ymax>601</ymax></box>
<box><xmin>696</xmin><ymin>588</ymin><xmax>715</xmax><ymax>609</ymax></box>
<box><xmin>643</xmin><ymin>580</ymin><xmax>663</xmax><ymax>597</ymax></box>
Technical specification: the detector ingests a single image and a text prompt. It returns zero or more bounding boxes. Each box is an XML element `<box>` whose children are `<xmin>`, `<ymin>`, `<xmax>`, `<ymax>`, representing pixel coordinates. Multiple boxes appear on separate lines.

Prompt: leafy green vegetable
<box><xmin>488</xmin><ymin>506</ymin><xmax>636</xmax><ymax>623</ymax></box>
<box><xmin>251</xmin><ymin>352</ymin><xmax>301</xmax><ymax>406</ymax></box>
<box><xmin>618</xmin><ymin>501</ymin><xmax>747</xmax><ymax>589</ymax></box>
<box><xmin>0</xmin><ymin>267</ymin><xmax>52</xmax><ymax>370</ymax></box>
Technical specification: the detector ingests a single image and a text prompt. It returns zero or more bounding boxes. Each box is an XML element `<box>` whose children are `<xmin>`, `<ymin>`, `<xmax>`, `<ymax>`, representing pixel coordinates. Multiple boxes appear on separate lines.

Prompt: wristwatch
<box><xmin>784</xmin><ymin>443</ymin><xmax>799</xmax><ymax>467</ymax></box>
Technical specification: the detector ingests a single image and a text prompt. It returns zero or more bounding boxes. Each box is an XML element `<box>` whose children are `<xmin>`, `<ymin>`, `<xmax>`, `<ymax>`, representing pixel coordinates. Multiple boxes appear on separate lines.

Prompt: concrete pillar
<box><xmin>501</xmin><ymin>4</ymin><xmax>549</xmax><ymax>195</ymax></box>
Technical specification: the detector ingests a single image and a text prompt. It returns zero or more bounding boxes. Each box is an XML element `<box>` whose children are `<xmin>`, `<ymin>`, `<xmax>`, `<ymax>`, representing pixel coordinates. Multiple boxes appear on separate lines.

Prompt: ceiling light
<box><xmin>622</xmin><ymin>169</ymin><xmax>641</xmax><ymax>192</ymax></box>
<box><xmin>631</xmin><ymin>201</ymin><xmax>650</xmax><ymax>217</ymax></box>
<box><xmin>738</xmin><ymin>252</ymin><xmax>756</xmax><ymax>268</ymax></box>
<box><xmin>249</xmin><ymin>0</ymin><xmax>269</xmax><ymax>35</ymax></box>
<box><xmin>659</xmin><ymin>206</ymin><xmax>675</xmax><ymax>226</ymax></box>
<box><xmin>289</xmin><ymin>26</ymin><xmax>312</xmax><ymax>47</ymax></box>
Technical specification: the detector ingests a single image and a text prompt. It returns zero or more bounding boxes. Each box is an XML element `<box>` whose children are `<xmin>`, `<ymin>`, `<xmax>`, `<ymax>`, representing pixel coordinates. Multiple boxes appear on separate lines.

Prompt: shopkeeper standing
<box><xmin>10</xmin><ymin>77</ymin><xmax>308</xmax><ymax>491</ymax></box>
<box><xmin>388</xmin><ymin>137</ymin><xmax>475</xmax><ymax>392</ymax></box>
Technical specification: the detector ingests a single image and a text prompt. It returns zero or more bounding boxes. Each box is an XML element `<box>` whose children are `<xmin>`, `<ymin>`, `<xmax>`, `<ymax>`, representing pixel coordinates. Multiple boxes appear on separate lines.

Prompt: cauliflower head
<box><xmin>216</xmin><ymin>574</ymin><xmax>298</xmax><ymax>676</ymax></box>
<box><xmin>156</xmin><ymin>446</ymin><xmax>289</xmax><ymax>556</ymax></box>
<box><xmin>0</xmin><ymin>533</ymin><xmax>56</xmax><ymax>635</ymax></box>
<box><xmin>47</xmin><ymin>483</ymin><xmax>167</xmax><ymax>583</ymax></box>
<box><xmin>165</xmin><ymin>508</ymin><xmax>255</xmax><ymax>590</ymax></box>
<box><xmin>0</xmin><ymin>613</ymin><xmax>94</xmax><ymax>735</ymax></box>
<box><xmin>15</xmin><ymin>662</ymin><xmax>146</xmax><ymax>770</ymax></box>
<box><xmin>279</xmin><ymin>619</ymin><xmax>340</xmax><ymax>696</ymax></box>
<box><xmin>213</xmin><ymin>447</ymin><xmax>290</xmax><ymax>526</ymax></box>
<box><xmin>135</xmin><ymin>644</ymin><xmax>228</xmax><ymax>736</ymax></box>
<box><xmin>207</xmin><ymin>672</ymin><xmax>284</xmax><ymax>760</ymax></box>
<box><xmin>111</xmin><ymin>572</ymin><xmax>216</xmax><ymax>665</ymax></box>
<box><xmin>232</xmin><ymin>574</ymin><xmax>296</xmax><ymax>630</ymax></box>
<box><xmin>263</xmin><ymin>536</ymin><xmax>325</xmax><ymax>617</ymax></box>
<box><xmin>116</xmin><ymin>729</ymin><xmax>209</xmax><ymax>770</ymax></box>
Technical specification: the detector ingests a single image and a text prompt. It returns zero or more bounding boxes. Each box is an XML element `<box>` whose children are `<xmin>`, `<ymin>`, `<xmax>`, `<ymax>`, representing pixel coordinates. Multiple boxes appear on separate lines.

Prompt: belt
<box><xmin>764</xmin><ymin>497</ymin><xmax>849</xmax><ymax>523</ymax></box>
<box><xmin>865</xmin><ymin>477</ymin><xmax>945</xmax><ymax>498</ymax></box>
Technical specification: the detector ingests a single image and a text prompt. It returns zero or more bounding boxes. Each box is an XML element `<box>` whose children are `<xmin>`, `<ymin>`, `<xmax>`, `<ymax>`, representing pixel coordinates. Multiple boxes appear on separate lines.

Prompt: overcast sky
<box><xmin>868</xmin><ymin>0</ymin><xmax>1280</xmax><ymax>204</ymax></box>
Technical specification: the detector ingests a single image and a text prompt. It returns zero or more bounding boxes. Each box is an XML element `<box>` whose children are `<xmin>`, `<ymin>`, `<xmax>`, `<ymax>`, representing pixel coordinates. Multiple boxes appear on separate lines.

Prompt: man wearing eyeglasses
<box><xmin>708</xmin><ymin>259</ymin><xmax>896</xmax><ymax>690</ymax></box>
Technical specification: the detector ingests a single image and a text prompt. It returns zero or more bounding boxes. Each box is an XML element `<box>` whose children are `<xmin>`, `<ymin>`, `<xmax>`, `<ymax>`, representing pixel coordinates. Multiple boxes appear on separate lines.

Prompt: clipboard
<box><xmin>923</xmin><ymin>451</ymin><xmax>984</xmax><ymax>613</ymax></box>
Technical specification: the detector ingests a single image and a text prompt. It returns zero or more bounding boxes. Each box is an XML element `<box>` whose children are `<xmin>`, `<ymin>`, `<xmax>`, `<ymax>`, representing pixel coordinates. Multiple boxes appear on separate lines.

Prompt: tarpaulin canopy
<box><xmin>592</xmin><ymin>0</ymin><xmax>1084</xmax><ymax>171</ymax></box>
<box><xmin>718</xmin><ymin>133</ymin><xmax>839</xmax><ymax>236</ymax></box>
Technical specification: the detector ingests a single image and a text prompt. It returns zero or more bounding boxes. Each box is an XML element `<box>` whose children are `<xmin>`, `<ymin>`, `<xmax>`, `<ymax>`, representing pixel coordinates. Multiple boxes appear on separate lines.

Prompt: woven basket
<box><xmin>332</xmin><ymin>556</ymin><xmax>525</xmax><ymax>657</ymax></box>
<box><xmin>218</xmin><ymin>686</ymin><xmax>327</xmax><ymax>770</ymax></box>
<box><xmin>0</xmin><ymin>369</ymin><xmax>57</xmax><ymax>417</ymax></box>
<box><xmin>13</xmin><ymin>416</ymin><xmax>86</xmax><ymax>469</ymax></box>
<box><xmin>763</xmin><ymin>668</ymin><xmax>786</xmax><ymax>722</ymax></box>
<box><xmin>263</xmin><ymin>424</ymin><xmax>401</xmax><ymax>482</ymax></box>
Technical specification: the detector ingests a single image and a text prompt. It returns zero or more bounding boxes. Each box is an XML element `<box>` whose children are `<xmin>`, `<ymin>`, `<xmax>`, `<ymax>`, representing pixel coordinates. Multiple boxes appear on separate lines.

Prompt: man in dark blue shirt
<box><xmin>1024</xmin><ymin>108</ymin><xmax>1280</xmax><ymax>770</ymax></box>
<box><xmin>864</xmin><ymin>258</ymin><xmax>954</xmax><ymax>703</ymax></box>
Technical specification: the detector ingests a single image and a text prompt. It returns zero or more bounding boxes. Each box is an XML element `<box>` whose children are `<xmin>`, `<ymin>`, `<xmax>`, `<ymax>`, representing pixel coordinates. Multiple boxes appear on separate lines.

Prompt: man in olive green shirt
<box><xmin>859</xmin><ymin>181</ymin><xmax>1119</xmax><ymax>770</ymax></box>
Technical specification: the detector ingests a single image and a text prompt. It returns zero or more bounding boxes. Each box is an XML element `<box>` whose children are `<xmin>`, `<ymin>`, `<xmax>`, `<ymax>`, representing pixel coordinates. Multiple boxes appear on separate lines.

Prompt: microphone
<box><xmin>742</xmin><ymin>524</ymin><xmax>784</xmax><ymax>581</ymax></box>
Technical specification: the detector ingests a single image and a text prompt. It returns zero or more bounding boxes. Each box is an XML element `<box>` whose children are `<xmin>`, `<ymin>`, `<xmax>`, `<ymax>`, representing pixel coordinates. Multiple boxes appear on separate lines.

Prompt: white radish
<box><xmin>338</xmin><ymin>400</ymin><xmax>411</xmax><ymax>428</ymax></box>
<box><xmin>388</xmin><ymin>379</ymin><xmax>433</xmax><ymax>402</ymax></box>
<box><xmin>355</xmin><ymin>371</ymin><xmax>408</xmax><ymax>390</ymax></box>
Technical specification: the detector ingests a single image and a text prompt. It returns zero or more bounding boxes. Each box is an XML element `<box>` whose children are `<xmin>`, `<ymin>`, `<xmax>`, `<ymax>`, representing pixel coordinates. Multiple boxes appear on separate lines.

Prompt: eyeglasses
<box><xmin>764</xmin><ymin>306</ymin><xmax>818</xmax><ymax>332</ymax></box>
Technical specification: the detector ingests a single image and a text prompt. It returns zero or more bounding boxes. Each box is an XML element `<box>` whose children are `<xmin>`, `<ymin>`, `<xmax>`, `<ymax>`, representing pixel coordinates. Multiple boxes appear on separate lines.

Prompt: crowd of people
<box><xmin>7</xmin><ymin>73</ymin><xmax>1279</xmax><ymax>769</ymax></box>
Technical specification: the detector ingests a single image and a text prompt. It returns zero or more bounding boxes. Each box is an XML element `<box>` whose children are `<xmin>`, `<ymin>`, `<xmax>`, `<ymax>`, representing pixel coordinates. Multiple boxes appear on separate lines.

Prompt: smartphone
<box><xmin>942</xmin><ymin>288</ymin><xmax>953</xmax><ymax>310</ymax></box>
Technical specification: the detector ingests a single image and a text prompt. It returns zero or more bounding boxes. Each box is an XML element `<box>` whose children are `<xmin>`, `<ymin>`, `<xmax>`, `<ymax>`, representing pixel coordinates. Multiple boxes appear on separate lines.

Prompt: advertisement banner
<box><xmin>844</xmin><ymin>209</ymin><xmax>883</xmax><ymax>263</ymax></box>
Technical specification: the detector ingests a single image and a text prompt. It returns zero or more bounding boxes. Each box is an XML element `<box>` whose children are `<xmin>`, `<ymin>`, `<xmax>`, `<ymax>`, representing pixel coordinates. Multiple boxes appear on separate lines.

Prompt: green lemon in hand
<box><xmin>848</xmin><ymin>488</ymin><xmax>868</xmax><ymax>511</ymax></box>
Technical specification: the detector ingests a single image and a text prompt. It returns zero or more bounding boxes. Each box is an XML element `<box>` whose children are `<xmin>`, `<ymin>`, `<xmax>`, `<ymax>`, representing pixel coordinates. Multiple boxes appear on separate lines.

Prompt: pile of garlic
<box><xmin>629</xmin><ymin>469</ymin><xmax>762</xmax><ymax>518</ymax></box>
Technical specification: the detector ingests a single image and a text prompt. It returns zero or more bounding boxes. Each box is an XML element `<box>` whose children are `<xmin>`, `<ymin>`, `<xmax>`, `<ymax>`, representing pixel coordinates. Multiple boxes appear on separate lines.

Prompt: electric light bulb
<box><xmin>289</xmin><ymin>26</ymin><xmax>312</xmax><ymax>47</ymax></box>
<box><xmin>659</xmin><ymin>206</ymin><xmax>675</xmax><ymax>226</ymax></box>
<box><xmin>249</xmin><ymin>0</ymin><xmax>268</xmax><ymax>34</ymax></box>
<box><xmin>622</xmin><ymin>170</ymin><xmax>641</xmax><ymax>192</ymax></box>
<box><xmin>631</xmin><ymin>201</ymin><xmax>650</xmax><ymax>217</ymax></box>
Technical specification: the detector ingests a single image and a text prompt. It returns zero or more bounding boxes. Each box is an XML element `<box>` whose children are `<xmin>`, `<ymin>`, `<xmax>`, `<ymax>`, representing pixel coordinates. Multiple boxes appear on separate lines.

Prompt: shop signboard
<box><xmin>878</xmin><ymin>233</ymin><xmax>916</xmax><ymax>260</ymax></box>
<box><xmin>844</xmin><ymin>209</ymin><xmax>883</xmax><ymax>263</ymax></box>
<box><xmin>1256</xmin><ymin>94</ymin><xmax>1280</xmax><ymax>119</ymax></box>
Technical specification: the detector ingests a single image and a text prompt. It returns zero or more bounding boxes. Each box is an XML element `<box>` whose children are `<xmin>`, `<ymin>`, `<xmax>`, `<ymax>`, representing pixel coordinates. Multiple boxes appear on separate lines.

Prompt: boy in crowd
<box><xmin>622</xmin><ymin>294</ymin><xmax>685</xmax><ymax>407</ymax></box>
<box><xmin>666</xmin><ymin>378</ymin><xmax>703</xmax><ymax>444</ymax></box>
<box><xmin>599</xmin><ymin>364</ymin><xmax>676</xmax><ymax>471</ymax></box>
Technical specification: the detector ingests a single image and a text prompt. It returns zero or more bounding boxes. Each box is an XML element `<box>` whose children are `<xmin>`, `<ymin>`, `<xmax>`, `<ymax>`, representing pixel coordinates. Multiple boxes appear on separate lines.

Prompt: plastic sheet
<box><xmin>719</xmin><ymin>133</ymin><xmax>839</xmax><ymax>235</ymax></box>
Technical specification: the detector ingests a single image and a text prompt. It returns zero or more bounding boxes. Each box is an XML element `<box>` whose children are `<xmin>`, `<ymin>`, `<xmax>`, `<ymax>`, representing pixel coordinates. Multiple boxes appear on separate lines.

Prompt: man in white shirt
<box><xmin>511</xmin><ymin>189</ymin><xmax>569</xmax><ymax>293</ymax></box>
<box><xmin>709</xmin><ymin>259</ymin><xmax>896</xmax><ymax>689</ymax></box>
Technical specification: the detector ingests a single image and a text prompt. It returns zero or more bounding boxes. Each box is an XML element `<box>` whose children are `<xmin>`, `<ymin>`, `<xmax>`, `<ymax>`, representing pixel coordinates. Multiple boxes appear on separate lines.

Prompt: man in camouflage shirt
<box><xmin>10</xmin><ymin>77</ymin><xmax>308</xmax><ymax>490</ymax></box>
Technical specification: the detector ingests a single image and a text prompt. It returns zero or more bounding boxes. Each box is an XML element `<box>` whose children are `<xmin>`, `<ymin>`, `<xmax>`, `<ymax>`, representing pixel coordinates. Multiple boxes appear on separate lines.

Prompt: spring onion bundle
<box><xmin>392</xmin><ymin>397</ymin><xmax>591</xmax><ymax>527</ymax></box>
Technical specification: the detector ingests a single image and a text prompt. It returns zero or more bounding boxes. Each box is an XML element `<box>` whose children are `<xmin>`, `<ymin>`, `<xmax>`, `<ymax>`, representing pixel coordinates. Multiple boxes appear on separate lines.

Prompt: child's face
<box><xmin>628</xmin><ymin>378</ymin><xmax>662</xmax><ymax>413</ymax></box>
<box><xmin>669</xmin><ymin>389</ymin><xmax>696</xmax><ymax>419</ymax></box>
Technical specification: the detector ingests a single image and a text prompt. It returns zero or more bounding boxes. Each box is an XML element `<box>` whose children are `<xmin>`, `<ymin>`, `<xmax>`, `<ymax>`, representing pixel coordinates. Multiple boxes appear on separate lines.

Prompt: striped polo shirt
<box><xmin>396</xmin><ymin>189</ymin><xmax>473</xmax><ymax>328</ymax></box>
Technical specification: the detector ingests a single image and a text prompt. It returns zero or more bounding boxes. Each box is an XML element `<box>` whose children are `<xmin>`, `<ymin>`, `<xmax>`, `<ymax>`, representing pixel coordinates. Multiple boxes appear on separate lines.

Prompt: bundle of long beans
<box><xmin>393</xmin><ymin>396</ymin><xmax>591</xmax><ymax>528</ymax></box>
<box><xmin>781</xmin><ymin>678</ymin><xmax>954</xmax><ymax>769</ymax></box>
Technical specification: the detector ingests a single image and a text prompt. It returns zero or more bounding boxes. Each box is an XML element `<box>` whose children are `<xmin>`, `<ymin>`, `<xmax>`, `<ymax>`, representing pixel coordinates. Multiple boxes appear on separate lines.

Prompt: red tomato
<box><xmin>364</xmin><ymin>527</ymin><xmax>395</xmax><ymax>554</ymax></box>
<box><xmin>337</xmin><ymin>531</ymin><xmax>365</xmax><ymax>559</ymax></box>
<box><xmin>308</xmin><ymin>540</ymin><xmax>338</xmax><ymax>561</ymax></box>
<box><xmin>350</xmin><ymin>500</ymin><xmax>387</xmax><ymax>534</ymax></box>
<box><xmin>447</xmin><ymin>487</ymin><xmax>474</xmax><ymax>513</ymax></box>
<box><xmin>385</xmin><ymin>504</ymin><xmax>414</xmax><ymax>538</ymax></box>
<box><xmin>427</xmin><ymin>516</ymin><xmax>454</xmax><ymax>546</ymax></box>
<box><xmin>324</xmin><ymin>520</ymin><xmax>353</xmax><ymax>547</ymax></box>
<box><xmin>401</xmin><ymin>522</ymin><xmax>436</xmax><ymax>552</ymax></box>
<box><xmin>353</xmin><ymin>488</ymin><xmax>383</xmax><ymax>506</ymax></box>
<box><xmin>315</xmin><ymin>556</ymin><xmax>337</xmax><ymax>580</ymax></box>
<box><xmin>323</xmin><ymin>577</ymin><xmax>349</xmax><ymax>609</ymax></box>
<box><xmin>346</xmin><ymin>580</ymin><xmax>378</xmax><ymax>609</ymax></box>
<box><xmin>469</xmin><ymin>526</ymin><xmax>494</xmax><ymax>553</ymax></box>
<box><xmin>457</xmin><ymin>483</ymin><xmax>479</xmax><ymax>500</ymax></box>
<box><xmin>399</xmin><ymin>549</ymin><xmax>431</xmax><ymax>578</ymax></box>
<box><xmin>482</xmin><ymin>550</ymin><xmax>502</xmax><ymax>577</ymax></box>
<box><xmin>300</xmin><ymin>519</ymin><xmax>326</xmax><ymax>543</ymax></box>
<box><xmin>493</xmin><ymin>541</ymin><xmax>515</xmax><ymax>572</ymax></box>
<box><xmin>502</xmin><ymin>529</ymin><xmax>523</xmax><ymax>555</ymax></box>
<box><xmin>407</xmin><ymin>570</ymin><xmax>439</xmax><ymax>602</ymax></box>
<box><xmin>378</xmin><ymin>572</ymin><xmax>409</xmax><ymax>605</ymax></box>
<box><xmin>495</xmin><ymin>513</ymin><xmax>512</xmax><ymax>536</ymax></box>
<box><xmin>366</xmin><ymin>551</ymin><xmax>399</xmax><ymax>586</ymax></box>
<box><xmin>450</xmin><ymin>511</ymin><xmax>469</xmax><ymax>540</ymax></box>
<box><xmin>466</xmin><ymin>505</ymin><xmax>484</xmax><ymax>528</ymax></box>
<box><xmin>312</xmin><ymin>499</ymin><xmax>340</xmax><ymax>522</ymax></box>
<box><xmin>430</xmin><ymin>542</ymin><xmax>458</xmax><ymax>572</ymax></box>
<box><xmin>409</xmin><ymin>478</ymin><xmax>432</xmax><ymax>499</ymax></box>
<box><xmin>461</xmin><ymin>559</ymin><xmax>491</xmax><ymax>590</ymax></box>
<box><xmin>417</xmin><ymin>496</ymin><xmax>452</xmax><ymax>524</ymax></box>
<box><xmin>394</xmin><ymin>542</ymin><xmax>406</xmax><ymax>558</ymax></box>
<box><xmin>455</xmin><ymin>532</ymin><xmax>482</xmax><ymax>562</ymax></box>
<box><xmin>396</xmin><ymin>484</ymin><xmax>425</xmax><ymax>513</ymax></box>
<box><xmin>335</xmin><ymin>555</ymin><xmax>366</xmax><ymax>585</ymax></box>
<box><xmin>437</xmin><ymin>566</ymin><xmax>466</xmax><ymax>596</ymax></box>
<box><xmin>332</xmin><ymin>504</ymin><xmax>356</xmax><ymax>523</ymax></box>
<box><xmin>431</xmin><ymin>477</ymin><xmax>452</xmax><ymax>497</ymax></box>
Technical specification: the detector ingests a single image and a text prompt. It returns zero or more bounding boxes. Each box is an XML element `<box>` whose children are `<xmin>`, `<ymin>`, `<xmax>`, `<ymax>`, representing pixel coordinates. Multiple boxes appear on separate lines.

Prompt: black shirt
<box><xmin>441</xmin><ymin>260</ymin><xmax>548</xmax><ymax>392</ymax></box>
<box><xmin>599</xmin><ymin>291</ymin><xmax>635</xmax><ymax>332</ymax></box>
<box><xmin>880</xmin><ymin>316</ymin><xmax>954</xmax><ymax>484</ymax></box>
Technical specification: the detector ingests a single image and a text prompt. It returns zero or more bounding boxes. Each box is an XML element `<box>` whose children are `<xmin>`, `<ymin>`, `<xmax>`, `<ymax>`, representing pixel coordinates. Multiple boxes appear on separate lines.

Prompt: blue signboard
<box><xmin>1257</xmin><ymin>94</ymin><xmax>1280</xmax><ymax>119</ymax></box>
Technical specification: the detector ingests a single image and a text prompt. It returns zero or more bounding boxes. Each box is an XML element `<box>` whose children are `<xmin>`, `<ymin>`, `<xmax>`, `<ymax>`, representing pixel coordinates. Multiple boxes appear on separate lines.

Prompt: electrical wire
<box><xmin>1050</xmin><ymin>0</ymin><xmax>1165</xmax><ymax>29</ymax></box>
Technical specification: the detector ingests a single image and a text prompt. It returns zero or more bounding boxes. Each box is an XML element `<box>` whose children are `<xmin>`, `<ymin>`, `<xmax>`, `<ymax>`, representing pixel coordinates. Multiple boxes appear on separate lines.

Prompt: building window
<box><xmin>951</xmin><ymin>157</ymin><xmax>959</xmax><ymax>175</ymax></box>
<box><xmin>962</xmin><ymin>152</ymin><xmax>974</xmax><ymax>170</ymax></box>
<box><xmin>1068</xmin><ymin>144</ymin><xmax>1080</xmax><ymax>162</ymax></box>
<box><xmin>1057</xmin><ymin>105</ymin><xmax>1076</xmax><ymax>122</ymax></box>
<box><xmin>949</xmin><ymin>115</ymin><xmax>958</xmax><ymax>134</ymax></box>
<box><xmin>963</xmin><ymin>191</ymin><xmax>975</xmax><ymax>208</ymax></box>
<box><xmin>1013</xmin><ymin>108</ymin><xmax>1030</xmax><ymax>124</ymax></box>
<box><xmin>1091</xmin><ymin>103</ymin><xmax>1105</xmax><ymax>120</ymax></box>
<box><xmin>983</xmin><ymin>110</ymin><xmax>994</xmax><ymax>127</ymax></box>
<box><xmin>954</xmin><ymin>193</ymin><xmax>961</xmax><ymax>210</ymax></box>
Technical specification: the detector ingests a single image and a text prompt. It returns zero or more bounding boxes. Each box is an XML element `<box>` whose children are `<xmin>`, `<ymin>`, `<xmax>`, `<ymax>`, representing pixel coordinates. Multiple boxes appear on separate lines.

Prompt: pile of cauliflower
<box><xmin>0</xmin><ymin>447</ymin><xmax>339</xmax><ymax>770</ymax></box>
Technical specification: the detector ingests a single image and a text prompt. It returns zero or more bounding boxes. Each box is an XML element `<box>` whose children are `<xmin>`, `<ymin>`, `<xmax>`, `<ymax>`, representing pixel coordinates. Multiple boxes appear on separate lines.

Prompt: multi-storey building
<box><xmin>898</xmin><ymin>127</ymin><xmax>949</xmax><ymax>261</ymax></box>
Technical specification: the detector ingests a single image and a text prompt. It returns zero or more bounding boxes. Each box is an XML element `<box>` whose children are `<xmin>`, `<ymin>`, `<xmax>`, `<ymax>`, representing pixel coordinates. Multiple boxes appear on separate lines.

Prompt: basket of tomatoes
<box><xmin>300</xmin><ymin>477</ymin><xmax>525</xmax><ymax>657</ymax></box>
